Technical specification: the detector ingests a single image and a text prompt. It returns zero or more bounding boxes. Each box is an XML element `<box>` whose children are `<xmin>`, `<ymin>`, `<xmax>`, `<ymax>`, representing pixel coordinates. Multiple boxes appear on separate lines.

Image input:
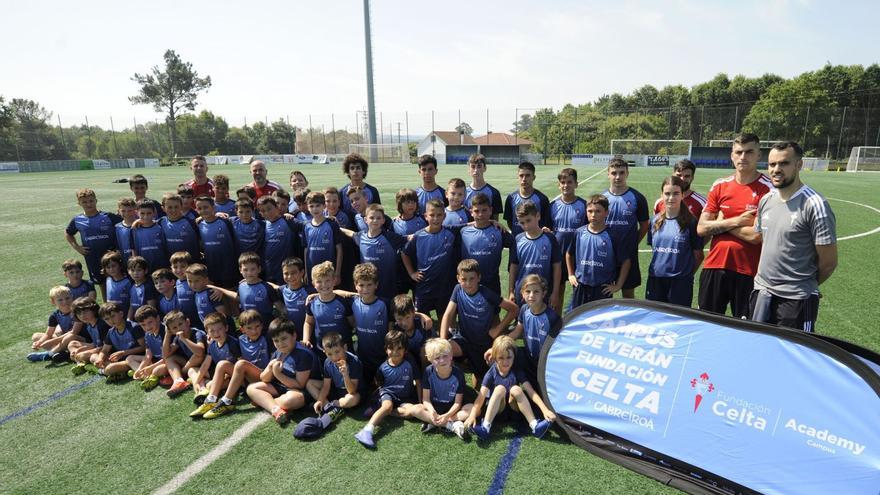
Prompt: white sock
<box><xmin>219</xmin><ymin>397</ymin><xmax>232</xmax><ymax>405</ymax></box>
<box><xmin>529</xmin><ymin>419</ymin><xmax>538</xmax><ymax>431</ymax></box>
<box><xmin>364</xmin><ymin>423</ymin><xmax>376</xmax><ymax>433</ymax></box>
<box><xmin>482</xmin><ymin>420</ymin><xmax>492</xmax><ymax>432</ymax></box>
<box><xmin>206</xmin><ymin>395</ymin><xmax>217</xmax><ymax>403</ymax></box>
<box><xmin>271</xmin><ymin>406</ymin><xmax>280</xmax><ymax>414</ymax></box>
<box><xmin>174</xmin><ymin>377</ymin><xmax>184</xmax><ymax>384</ymax></box>
<box><xmin>445</xmin><ymin>421</ymin><xmax>455</xmax><ymax>431</ymax></box>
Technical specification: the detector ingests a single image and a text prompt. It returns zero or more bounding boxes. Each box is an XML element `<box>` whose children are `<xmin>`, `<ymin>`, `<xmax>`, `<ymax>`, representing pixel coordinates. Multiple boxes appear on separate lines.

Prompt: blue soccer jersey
<box><xmin>416</xmin><ymin>186</ymin><xmax>446</xmax><ymax>214</ymax></box>
<box><xmin>510</xmin><ymin>231</ymin><xmax>561</xmax><ymax>297</ymax></box>
<box><xmin>603</xmin><ymin>187</ymin><xmax>649</xmax><ymax>260</ymax></box>
<box><xmin>392</xmin><ymin>215</ymin><xmax>427</xmax><ymax>236</ymax></box>
<box><xmin>504</xmin><ymin>190</ymin><xmax>551</xmax><ymax>237</ymax></box>
<box><xmin>194</xmin><ymin>288</ymin><xmax>224</xmax><ymax>325</ymax></box>
<box><xmin>158</xmin><ymin>292</ymin><xmax>179</xmax><ymax>318</ymax></box>
<box><xmin>174</xmin><ymin>328</ymin><xmax>207</xmax><ymax>359</ymax></box>
<box><xmin>106</xmin><ymin>276</ymin><xmax>133</xmax><ymax>313</ymax></box>
<box><xmin>351</xmin><ymin>297</ymin><xmax>390</xmax><ymax>367</ymax></box>
<box><xmin>66</xmin><ymin>280</ymin><xmax>96</xmax><ymax>301</ymax></box>
<box><xmin>354</xmin><ymin>230</ymin><xmax>407</xmax><ymax>300</ymax></box>
<box><xmin>279</xmin><ymin>285</ymin><xmax>312</xmax><ymax>332</ymax></box>
<box><xmin>263</xmin><ymin>217</ymin><xmax>302</xmax><ymax>284</ymax></box>
<box><xmin>482</xmin><ymin>362</ymin><xmax>526</xmax><ymax>396</ymax></box>
<box><xmin>422</xmin><ymin>364</ymin><xmax>466</xmax><ymax>408</ymax></box>
<box><xmin>199</xmin><ymin>217</ymin><xmax>238</xmax><ymax>285</ymax></box>
<box><xmin>518</xmin><ymin>304</ymin><xmax>560</xmax><ymax>368</ymax></box>
<box><xmin>160</xmin><ymin>217</ymin><xmax>200</xmax><ymax>263</ymax></box>
<box><xmin>129</xmin><ymin>281</ymin><xmax>158</xmax><ymax>316</ymax></box>
<box><xmin>647</xmin><ymin>214</ymin><xmax>703</xmax><ymax>279</ymax></box>
<box><xmin>465</xmin><ymin>183</ymin><xmax>503</xmax><ymax>217</ymax></box>
<box><xmin>340</xmin><ymin>183</ymin><xmax>381</xmax><ymax>217</ymax></box>
<box><xmin>238</xmin><ymin>280</ymin><xmax>279</xmax><ymax>327</ymax></box>
<box><xmin>273</xmin><ymin>345</ymin><xmax>315</xmax><ymax>387</ymax></box>
<box><xmin>48</xmin><ymin>310</ymin><xmax>75</xmax><ymax>334</ymax></box>
<box><xmin>84</xmin><ymin>320</ymin><xmax>110</xmax><ymax>347</ymax></box>
<box><xmin>323</xmin><ymin>351</ymin><xmax>364</xmax><ymax>392</ymax></box>
<box><xmin>115</xmin><ymin>222</ymin><xmax>134</xmax><ymax>266</ymax></box>
<box><xmin>393</xmin><ymin>317</ymin><xmax>429</xmax><ymax>359</ymax></box>
<box><xmin>232</xmin><ymin>217</ymin><xmax>264</xmax><ymax>255</ymax></box>
<box><xmin>215</xmin><ymin>199</ymin><xmax>237</xmax><ymax>216</ymax></box>
<box><xmin>442</xmin><ymin>207</ymin><xmax>471</xmax><ymax>228</ymax></box>
<box><xmin>207</xmin><ymin>338</ymin><xmax>240</xmax><ymax>363</ymax></box>
<box><xmin>106</xmin><ymin>320</ymin><xmax>144</xmax><ymax>352</ymax></box>
<box><xmin>175</xmin><ymin>279</ymin><xmax>200</xmax><ymax>326</ymax></box>
<box><xmin>403</xmin><ymin>228</ymin><xmax>457</xmax><ymax>298</ymax></box>
<box><xmin>327</xmin><ymin>209</ymin><xmax>353</xmax><ymax>230</ymax></box>
<box><xmin>569</xmin><ymin>226</ymin><xmax>621</xmax><ymax>287</ymax></box>
<box><xmin>549</xmin><ymin>197</ymin><xmax>587</xmax><ymax>259</ymax></box>
<box><xmin>458</xmin><ymin>224</ymin><xmax>514</xmax><ymax>296</ymax></box>
<box><xmin>301</xmin><ymin>218</ymin><xmax>341</xmax><ymax>275</ymax></box>
<box><xmin>66</xmin><ymin>211</ymin><xmax>120</xmax><ymax>281</ymax></box>
<box><xmin>378</xmin><ymin>358</ymin><xmax>417</xmax><ymax>401</ymax></box>
<box><xmin>354</xmin><ymin>212</ymin><xmax>393</xmax><ymax>233</ymax></box>
<box><xmin>130</xmin><ymin>224</ymin><xmax>169</xmax><ymax>271</ymax></box>
<box><xmin>450</xmin><ymin>284</ymin><xmax>501</xmax><ymax>348</ymax></box>
<box><xmin>306</xmin><ymin>295</ymin><xmax>353</xmax><ymax>349</ymax></box>
<box><xmin>144</xmin><ymin>324</ymin><xmax>166</xmax><ymax>358</ymax></box>
<box><xmin>239</xmin><ymin>333</ymin><xmax>273</xmax><ymax>369</ymax></box>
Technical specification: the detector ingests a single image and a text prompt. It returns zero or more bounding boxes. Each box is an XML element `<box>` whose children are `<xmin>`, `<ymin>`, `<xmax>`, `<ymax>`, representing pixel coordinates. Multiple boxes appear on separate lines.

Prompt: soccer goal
<box><xmin>348</xmin><ymin>143</ymin><xmax>410</xmax><ymax>164</ymax></box>
<box><xmin>846</xmin><ymin>146</ymin><xmax>880</xmax><ymax>172</ymax></box>
<box><xmin>609</xmin><ymin>139</ymin><xmax>692</xmax><ymax>167</ymax></box>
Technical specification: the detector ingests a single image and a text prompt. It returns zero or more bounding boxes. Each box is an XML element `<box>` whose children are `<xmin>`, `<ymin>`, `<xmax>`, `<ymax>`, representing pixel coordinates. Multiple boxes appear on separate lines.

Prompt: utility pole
<box><xmin>363</xmin><ymin>0</ymin><xmax>378</xmax><ymax>160</ymax></box>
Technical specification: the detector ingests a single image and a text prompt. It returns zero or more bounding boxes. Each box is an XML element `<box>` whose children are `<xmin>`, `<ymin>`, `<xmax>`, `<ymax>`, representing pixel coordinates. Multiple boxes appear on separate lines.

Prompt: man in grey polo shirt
<box><xmin>743</xmin><ymin>141</ymin><xmax>838</xmax><ymax>332</ymax></box>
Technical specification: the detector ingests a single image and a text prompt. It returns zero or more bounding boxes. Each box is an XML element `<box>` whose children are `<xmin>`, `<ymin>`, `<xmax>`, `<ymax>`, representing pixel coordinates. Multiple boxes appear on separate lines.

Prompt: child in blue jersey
<box><xmin>63</xmin><ymin>259</ymin><xmax>97</xmax><ymax>301</ymax></box>
<box><xmin>287</xmin><ymin>189</ymin><xmax>308</xmax><ymax>223</ymax></box>
<box><xmin>443</xmin><ymin>178</ymin><xmax>471</xmax><ymax>228</ymax></box>
<box><xmin>28</xmin><ymin>286</ymin><xmax>79</xmax><ymax>362</ymax></box>
<box><xmin>342</xmin><ymin>204</ymin><xmax>407</xmax><ymax>301</ymax></box>
<box><xmin>65</xmin><ymin>188</ymin><xmax>121</xmax><ymax>300</ymax></box>
<box><xmin>176</xmin><ymin>184</ymin><xmax>198</xmax><ymax>221</ymax></box>
<box><xmin>163</xmin><ymin>311</ymin><xmax>207</xmax><ymax>398</ymax></box>
<box><xmin>323</xmin><ymin>187</ymin><xmax>352</xmax><ymax>230</ymax></box>
<box><xmin>127</xmin><ymin>256</ymin><xmax>158</xmax><ymax>321</ymax></box>
<box><xmin>209</xmin><ymin>252</ymin><xmax>283</xmax><ymax>330</ymax></box>
<box><xmin>102</xmin><ymin>251</ymin><xmax>132</xmax><ymax>314</ymax></box>
<box><xmin>459</xmin><ymin>192</ymin><xmax>515</xmax><ymax>297</ymax></box>
<box><xmin>277</xmin><ymin>257</ymin><xmax>312</xmax><ymax>332</ymax></box>
<box><xmin>200</xmin><ymin>310</ymin><xmax>275</xmax><ymax>419</ymax></box>
<box><xmin>343</xmin><ymin>263</ymin><xmax>392</xmax><ymax>387</ymax></box>
<box><xmin>391</xmin><ymin>294</ymin><xmax>433</xmax><ymax>369</ymax></box>
<box><xmin>465</xmin><ymin>336</ymin><xmax>555</xmax><ymax>441</ymax></box>
<box><xmin>97</xmin><ymin>302</ymin><xmax>146</xmax><ymax>382</ymax></box>
<box><xmin>67</xmin><ymin>298</ymin><xmax>111</xmax><ymax>375</ymax></box>
<box><xmin>131</xmin><ymin>199</ymin><xmax>169</xmax><ymax>271</ymax></box>
<box><xmin>303</xmin><ymin>331</ymin><xmax>363</xmax><ymax>436</ymax></box>
<box><xmin>170</xmin><ymin>251</ymin><xmax>201</xmax><ymax>326</ymax></box>
<box><xmin>355</xmin><ymin>330</ymin><xmax>418</xmax><ymax>449</ymax></box>
<box><xmin>401</xmin><ymin>199</ymin><xmax>458</xmax><ymax>318</ymax></box>
<box><xmin>416</xmin><ymin>155</ymin><xmax>446</xmax><ymax>214</ymax></box>
<box><xmin>185</xmin><ymin>263</ymin><xmax>234</xmax><ymax>331</ymax></box>
<box><xmin>566</xmin><ymin>195</ymin><xmax>631</xmax><ymax>309</ymax></box>
<box><xmin>115</xmin><ymin>197</ymin><xmax>138</xmax><ymax>267</ymax></box>
<box><xmin>410</xmin><ymin>338</ymin><xmax>471</xmax><ymax>439</ymax></box>
<box><xmin>393</xmin><ymin>188</ymin><xmax>427</xmax><ymax>235</ymax></box>
<box><xmin>441</xmin><ymin>259</ymin><xmax>518</xmax><ymax>381</ymax></box>
<box><xmin>645</xmin><ymin>177</ymin><xmax>704</xmax><ymax>307</ymax></box>
<box><xmin>232</xmin><ymin>199</ymin><xmax>264</xmax><ymax>255</ymax></box>
<box><xmin>152</xmin><ymin>268</ymin><xmax>179</xmax><ymax>319</ymax></box>
<box><xmin>508</xmin><ymin>275</ymin><xmax>559</xmax><ymax>388</ymax></box>
<box><xmin>195</xmin><ymin>195</ymin><xmax>240</xmax><ymax>289</ymax></box>
<box><xmin>465</xmin><ymin>154</ymin><xmax>503</xmax><ymax>220</ymax></box>
<box><xmin>131</xmin><ymin>306</ymin><xmax>170</xmax><ymax>391</ymax></box>
<box><xmin>247</xmin><ymin>318</ymin><xmax>317</xmax><ymax>425</ymax></box>
<box><xmin>504</xmin><ymin>161</ymin><xmax>551</xmax><ymax>237</ymax></box>
<box><xmin>549</xmin><ymin>168</ymin><xmax>587</xmax><ymax>311</ymax></box>
<box><xmin>349</xmin><ymin>186</ymin><xmax>393</xmax><ymax>233</ymax></box>
<box><xmin>304</xmin><ymin>261</ymin><xmax>354</xmax><ymax>354</ymax></box>
<box><xmin>257</xmin><ymin>195</ymin><xmax>303</xmax><ymax>285</ymax></box>
<box><xmin>603</xmin><ymin>158</ymin><xmax>650</xmax><ymax>299</ymax></box>
<box><xmin>159</xmin><ymin>194</ymin><xmax>201</xmax><ymax>264</ymax></box>
<box><xmin>212</xmin><ymin>174</ymin><xmax>237</xmax><ymax>216</ymax></box>
<box><xmin>301</xmin><ymin>191</ymin><xmax>343</xmax><ymax>285</ymax></box>
<box><xmin>508</xmin><ymin>200</ymin><xmax>562</xmax><ymax>312</ymax></box>
<box><xmin>327</xmin><ymin>186</ymin><xmax>357</xmax><ymax>292</ymax></box>
<box><xmin>339</xmin><ymin>153</ymin><xmax>381</xmax><ymax>218</ymax></box>
<box><xmin>190</xmin><ymin>312</ymin><xmax>241</xmax><ymax>413</ymax></box>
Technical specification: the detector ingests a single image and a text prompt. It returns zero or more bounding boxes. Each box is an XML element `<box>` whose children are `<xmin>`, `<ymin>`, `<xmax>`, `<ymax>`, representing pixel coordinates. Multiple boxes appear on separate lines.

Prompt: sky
<box><xmin>3</xmin><ymin>0</ymin><xmax>879</xmax><ymax>135</ymax></box>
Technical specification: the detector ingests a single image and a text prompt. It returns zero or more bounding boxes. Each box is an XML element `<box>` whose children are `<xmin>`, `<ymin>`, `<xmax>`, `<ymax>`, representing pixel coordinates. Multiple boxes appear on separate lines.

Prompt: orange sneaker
<box><xmin>272</xmin><ymin>407</ymin><xmax>289</xmax><ymax>426</ymax></box>
<box><xmin>166</xmin><ymin>380</ymin><xmax>192</xmax><ymax>398</ymax></box>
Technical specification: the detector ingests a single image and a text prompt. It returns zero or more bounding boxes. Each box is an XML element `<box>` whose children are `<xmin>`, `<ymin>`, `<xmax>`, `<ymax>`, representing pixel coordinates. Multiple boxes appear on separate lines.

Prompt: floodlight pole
<box><xmin>363</xmin><ymin>0</ymin><xmax>378</xmax><ymax>161</ymax></box>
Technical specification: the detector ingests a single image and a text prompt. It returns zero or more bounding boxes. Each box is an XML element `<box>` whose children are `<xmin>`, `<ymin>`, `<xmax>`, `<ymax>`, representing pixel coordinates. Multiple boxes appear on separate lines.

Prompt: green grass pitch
<box><xmin>1</xmin><ymin>163</ymin><xmax>878</xmax><ymax>494</ymax></box>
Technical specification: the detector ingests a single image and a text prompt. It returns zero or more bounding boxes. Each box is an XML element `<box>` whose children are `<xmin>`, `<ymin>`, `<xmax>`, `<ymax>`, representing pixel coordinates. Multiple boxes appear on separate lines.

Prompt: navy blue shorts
<box><xmin>569</xmin><ymin>283</ymin><xmax>611</xmax><ymax>311</ymax></box>
<box><xmin>450</xmin><ymin>334</ymin><xmax>490</xmax><ymax>380</ymax></box>
<box><xmin>432</xmin><ymin>400</ymin><xmax>454</xmax><ymax>415</ymax></box>
<box><xmin>84</xmin><ymin>255</ymin><xmax>106</xmax><ymax>286</ymax></box>
<box><xmin>414</xmin><ymin>289</ymin><xmax>452</xmax><ymax>318</ymax></box>
<box><xmin>646</xmin><ymin>276</ymin><xmax>694</xmax><ymax>307</ymax></box>
<box><xmin>622</xmin><ymin>254</ymin><xmax>642</xmax><ymax>290</ymax></box>
<box><xmin>378</xmin><ymin>388</ymin><xmax>413</xmax><ymax>406</ymax></box>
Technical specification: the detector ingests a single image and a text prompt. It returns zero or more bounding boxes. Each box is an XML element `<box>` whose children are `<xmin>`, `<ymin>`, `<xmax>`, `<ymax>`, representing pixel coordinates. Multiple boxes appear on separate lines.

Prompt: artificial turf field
<box><xmin>1</xmin><ymin>162</ymin><xmax>878</xmax><ymax>494</ymax></box>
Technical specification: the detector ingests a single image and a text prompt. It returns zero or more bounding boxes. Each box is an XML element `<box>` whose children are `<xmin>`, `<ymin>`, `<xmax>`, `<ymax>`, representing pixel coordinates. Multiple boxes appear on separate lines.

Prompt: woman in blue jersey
<box><xmin>645</xmin><ymin>176</ymin><xmax>704</xmax><ymax>307</ymax></box>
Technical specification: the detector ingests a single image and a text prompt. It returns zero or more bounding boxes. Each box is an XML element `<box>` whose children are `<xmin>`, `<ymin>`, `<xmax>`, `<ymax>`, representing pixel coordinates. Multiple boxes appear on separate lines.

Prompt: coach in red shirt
<box><xmin>696</xmin><ymin>133</ymin><xmax>772</xmax><ymax>318</ymax></box>
<box><xmin>248</xmin><ymin>159</ymin><xmax>283</xmax><ymax>200</ymax></box>
<box><xmin>185</xmin><ymin>155</ymin><xmax>214</xmax><ymax>198</ymax></box>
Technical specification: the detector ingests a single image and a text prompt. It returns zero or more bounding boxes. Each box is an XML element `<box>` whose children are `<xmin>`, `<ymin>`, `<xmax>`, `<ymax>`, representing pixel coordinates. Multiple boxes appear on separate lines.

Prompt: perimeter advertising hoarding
<box><xmin>540</xmin><ymin>300</ymin><xmax>880</xmax><ymax>495</ymax></box>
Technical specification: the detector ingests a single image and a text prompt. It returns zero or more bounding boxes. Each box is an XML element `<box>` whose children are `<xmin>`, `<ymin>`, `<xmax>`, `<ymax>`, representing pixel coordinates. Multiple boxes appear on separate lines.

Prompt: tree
<box><xmin>511</xmin><ymin>113</ymin><xmax>533</xmax><ymax>134</ymax></box>
<box><xmin>130</xmin><ymin>49</ymin><xmax>212</xmax><ymax>158</ymax></box>
<box><xmin>455</xmin><ymin>122</ymin><xmax>473</xmax><ymax>136</ymax></box>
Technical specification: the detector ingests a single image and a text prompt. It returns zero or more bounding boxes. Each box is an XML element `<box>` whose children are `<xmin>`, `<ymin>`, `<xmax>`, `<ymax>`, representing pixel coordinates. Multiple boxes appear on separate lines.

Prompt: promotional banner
<box><xmin>541</xmin><ymin>300</ymin><xmax>880</xmax><ymax>495</ymax></box>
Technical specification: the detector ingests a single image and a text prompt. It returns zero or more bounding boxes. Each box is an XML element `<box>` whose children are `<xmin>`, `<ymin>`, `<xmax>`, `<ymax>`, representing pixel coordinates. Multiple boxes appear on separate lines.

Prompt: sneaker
<box><xmin>471</xmin><ymin>424</ymin><xmax>491</xmax><ymax>441</ymax></box>
<box><xmin>190</xmin><ymin>402</ymin><xmax>216</xmax><ymax>418</ymax></box>
<box><xmin>159</xmin><ymin>376</ymin><xmax>174</xmax><ymax>387</ymax></box>
<box><xmin>51</xmin><ymin>351</ymin><xmax>70</xmax><ymax>364</ymax></box>
<box><xmin>105</xmin><ymin>373</ymin><xmax>127</xmax><ymax>384</ymax></box>
<box><xmin>533</xmin><ymin>419</ymin><xmax>551</xmax><ymax>439</ymax></box>
<box><xmin>27</xmin><ymin>351</ymin><xmax>51</xmax><ymax>362</ymax></box>
<box><xmin>166</xmin><ymin>380</ymin><xmax>192</xmax><ymax>398</ymax></box>
<box><xmin>141</xmin><ymin>375</ymin><xmax>160</xmax><ymax>391</ymax></box>
<box><xmin>203</xmin><ymin>402</ymin><xmax>235</xmax><ymax>420</ymax></box>
<box><xmin>354</xmin><ymin>429</ymin><xmax>376</xmax><ymax>449</ymax></box>
<box><xmin>272</xmin><ymin>408</ymin><xmax>289</xmax><ymax>426</ymax></box>
<box><xmin>420</xmin><ymin>423</ymin><xmax>435</xmax><ymax>434</ymax></box>
<box><xmin>322</xmin><ymin>403</ymin><xmax>344</xmax><ymax>423</ymax></box>
<box><xmin>84</xmin><ymin>364</ymin><xmax>99</xmax><ymax>374</ymax></box>
<box><xmin>192</xmin><ymin>389</ymin><xmax>209</xmax><ymax>405</ymax></box>
<box><xmin>452</xmin><ymin>421</ymin><xmax>468</xmax><ymax>440</ymax></box>
<box><xmin>71</xmin><ymin>363</ymin><xmax>87</xmax><ymax>376</ymax></box>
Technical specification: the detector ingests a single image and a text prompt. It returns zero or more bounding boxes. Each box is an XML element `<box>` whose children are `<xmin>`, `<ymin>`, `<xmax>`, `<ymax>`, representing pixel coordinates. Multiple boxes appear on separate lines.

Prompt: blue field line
<box><xmin>487</xmin><ymin>434</ymin><xmax>524</xmax><ymax>495</ymax></box>
<box><xmin>0</xmin><ymin>376</ymin><xmax>101</xmax><ymax>427</ymax></box>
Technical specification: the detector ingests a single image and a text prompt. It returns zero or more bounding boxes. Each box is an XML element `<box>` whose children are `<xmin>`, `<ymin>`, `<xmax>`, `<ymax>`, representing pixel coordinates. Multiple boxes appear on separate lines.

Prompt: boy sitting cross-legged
<box><xmin>163</xmin><ymin>310</ymin><xmax>207</xmax><ymax>398</ymax></box>
<box><xmin>131</xmin><ymin>305</ymin><xmax>171</xmax><ymax>391</ymax></box>
<box><xmin>67</xmin><ymin>297</ymin><xmax>111</xmax><ymax>375</ymax></box>
<box><xmin>97</xmin><ymin>302</ymin><xmax>146</xmax><ymax>383</ymax></box>
<box><xmin>410</xmin><ymin>338</ymin><xmax>472</xmax><ymax>439</ymax></box>
<box><xmin>190</xmin><ymin>312</ymin><xmax>241</xmax><ymax>414</ymax></box>
<box><xmin>28</xmin><ymin>286</ymin><xmax>79</xmax><ymax>362</ymax></box>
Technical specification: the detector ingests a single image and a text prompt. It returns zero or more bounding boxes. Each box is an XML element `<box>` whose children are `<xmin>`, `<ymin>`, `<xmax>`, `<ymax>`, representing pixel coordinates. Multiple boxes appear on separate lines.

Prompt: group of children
<box><xmin>31</xmin><ymin>152</ymin><xmax>706</xmax><ymax>448</ymax></box>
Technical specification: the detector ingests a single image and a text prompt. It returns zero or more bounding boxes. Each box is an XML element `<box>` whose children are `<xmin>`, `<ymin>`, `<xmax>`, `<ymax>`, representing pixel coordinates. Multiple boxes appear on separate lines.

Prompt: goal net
<box><xmin>348</xmin><ymin>143</ymin><xmax>410</xmax><ymax>164</ymax></box>
<box><xmin>609</xmin><ymin>139</ymin><xmax>692</xmax><ymax>167</ymax></box>
<box><xmin>846</xmin><ymin>146</ymin><xmax>880</xmax><ymax>172</ymax></box>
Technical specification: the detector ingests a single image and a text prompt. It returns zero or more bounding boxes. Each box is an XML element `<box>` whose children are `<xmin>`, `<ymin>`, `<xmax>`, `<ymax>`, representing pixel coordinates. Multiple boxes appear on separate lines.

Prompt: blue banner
<box><xmin>541</xmin><ymin>300</ymin><xmax>880</xmax><ymax>495</ymax></box>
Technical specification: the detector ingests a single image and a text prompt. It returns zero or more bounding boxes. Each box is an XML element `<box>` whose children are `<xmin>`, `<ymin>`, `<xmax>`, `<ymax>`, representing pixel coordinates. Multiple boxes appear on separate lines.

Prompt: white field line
<box><xmin>152</xmin><ymin>413</ymin><xmax>270</xmax><ymax>495</ymax></box>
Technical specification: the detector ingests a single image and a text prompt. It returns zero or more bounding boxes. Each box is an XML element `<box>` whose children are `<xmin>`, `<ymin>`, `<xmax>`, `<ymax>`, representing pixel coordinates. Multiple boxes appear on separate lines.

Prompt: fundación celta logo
<box><xmin>690</xmin><ymin>372</ymin><xmax>715</xmax><ymax>412</ymax></box>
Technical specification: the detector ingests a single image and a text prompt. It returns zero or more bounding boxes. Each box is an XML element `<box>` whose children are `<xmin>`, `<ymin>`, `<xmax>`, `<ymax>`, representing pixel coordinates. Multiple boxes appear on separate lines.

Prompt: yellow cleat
<box><xmin>189</xmin><ymin>402</ymin><xmax>216</xmax><ymax>418</ymax></box>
